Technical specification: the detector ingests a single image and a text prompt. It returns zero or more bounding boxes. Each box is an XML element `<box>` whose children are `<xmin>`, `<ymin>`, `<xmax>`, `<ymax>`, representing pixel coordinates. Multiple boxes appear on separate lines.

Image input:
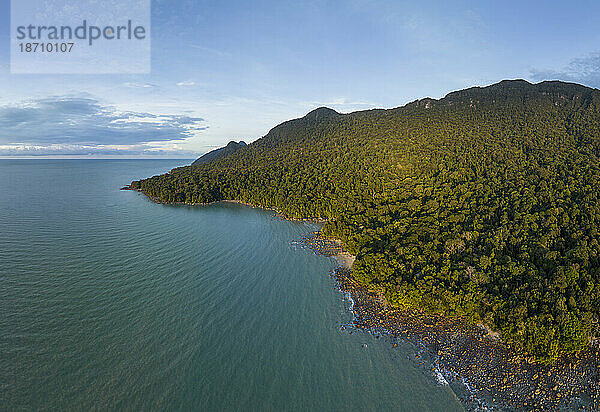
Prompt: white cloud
<box><xmin>176</xmin><ymin>81</ymin><xmax>196</xmax><ymax>87</ymax></box>
<box><xmin>300</xmin><ymin>97</ymin><xmax>378</xmax><ymax>113</ymax></box>
<box><xmin>123</xmin><ymin>82</ymin><xmax>156</xmax><ymax>89</ymax></box>
<box><xmin>0</xmin><ymin>96</ymin><xmax>208</xmax><ymax>156</ymax></box>
<box><xmin>531</xmin><ymin>53</ymin><xmax>600</xmax><ymax>88</ymax></box>
<box><xmin>0</xmin><ymin>143</ymin><xmax>199</xmax><ymax>157</ymax></box>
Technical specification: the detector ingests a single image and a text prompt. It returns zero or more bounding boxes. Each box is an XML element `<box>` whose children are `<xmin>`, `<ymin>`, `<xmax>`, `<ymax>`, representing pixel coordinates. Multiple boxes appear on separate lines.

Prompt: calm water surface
<box><xmin>0</xmin><ymin>159</ymin><xmax>464</xmax><ymax>411</ymax></box>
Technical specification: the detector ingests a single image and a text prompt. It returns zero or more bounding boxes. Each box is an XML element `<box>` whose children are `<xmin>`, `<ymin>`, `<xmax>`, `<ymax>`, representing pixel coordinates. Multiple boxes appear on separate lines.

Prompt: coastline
<box><xmin>328</xmin><ymin>265</ymin><xmax>599</xmax><ymax>411</ymax></box>
<box><xmin>121</xmin><ymin>185</ymin><xmax>328</xmax><ymax>222</ymax></box>
<box><xmin>127</xmin><ymin>186</ymin><xmax>600</xmax><ymax>411</ymax></box>
<box><xmin>332</xmin><ymin>268</ymin><xmax>598</xmax><ymax>410</ymax></box>
<box><xmin>299</xmin><ymin>233</ymin><xmax>600</xmax><ymax>411</ymax></box>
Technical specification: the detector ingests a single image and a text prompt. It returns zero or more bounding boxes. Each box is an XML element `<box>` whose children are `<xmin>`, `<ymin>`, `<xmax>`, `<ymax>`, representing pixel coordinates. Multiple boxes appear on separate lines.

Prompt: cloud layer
<box><xmin>531</xmin><ymin>54</ymin><xmax>600</xmax><ymax>89</ymax></box>
<box><xmin>0</xmin><ymin>96</ymin><xmax>206</xmax><ymax>156</ymax></box>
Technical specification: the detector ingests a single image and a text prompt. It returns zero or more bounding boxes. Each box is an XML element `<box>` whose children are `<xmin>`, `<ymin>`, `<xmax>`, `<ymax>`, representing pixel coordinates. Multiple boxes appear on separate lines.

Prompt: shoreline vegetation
<box><xmin>126</xmin><ymin>185</ymin><xmax>599</xmax><ymax>410</ymax></box>
<box><xmin>336</xmin><ymin>264</ymin><xmax>599</xmax><ymax>411</ymax></box>
<box><xmin>121</xmin><ymin>185</ymin><xmax>329</xmax><ymax>222</ymax></box>
<box><xmin>127</xmin><ymin>80</ymin><xmax>600</xmax><ymax>409</ymax></box>
<box><xmin>300</xmin><ymin>232</ymin><xmax>600</xmax><ymax>411</ymax></box>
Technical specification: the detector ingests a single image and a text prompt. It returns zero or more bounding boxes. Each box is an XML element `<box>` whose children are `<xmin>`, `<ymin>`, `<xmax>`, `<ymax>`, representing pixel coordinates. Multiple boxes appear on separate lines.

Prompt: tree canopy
<box><xmin>131</xmin><ymin>79</ymin><xmax>600</xmax><ymax>363</ymax></box>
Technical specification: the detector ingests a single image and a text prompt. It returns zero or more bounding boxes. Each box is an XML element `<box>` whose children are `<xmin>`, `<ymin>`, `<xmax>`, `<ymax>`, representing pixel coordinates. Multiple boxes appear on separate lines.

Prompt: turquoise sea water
<box><xmin>0</xmin><ymin>159</ymin><xmax>464</xmax><ymax>411</ymax></box>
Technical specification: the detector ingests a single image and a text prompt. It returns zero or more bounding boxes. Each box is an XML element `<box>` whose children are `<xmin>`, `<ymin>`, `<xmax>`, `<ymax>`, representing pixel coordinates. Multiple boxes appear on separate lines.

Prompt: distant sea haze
<box><xmin>0</xmin><ymin>159</ymin><xmax>463</xmax><ymax>410</ymax></box>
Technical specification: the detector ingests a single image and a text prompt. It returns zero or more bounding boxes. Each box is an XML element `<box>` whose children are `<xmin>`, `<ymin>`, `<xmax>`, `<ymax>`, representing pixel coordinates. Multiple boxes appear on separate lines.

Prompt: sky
<box><xmin>1</xmin><ymin>0</ymin><xmax>600</xmax><ymax>158</ymax></box>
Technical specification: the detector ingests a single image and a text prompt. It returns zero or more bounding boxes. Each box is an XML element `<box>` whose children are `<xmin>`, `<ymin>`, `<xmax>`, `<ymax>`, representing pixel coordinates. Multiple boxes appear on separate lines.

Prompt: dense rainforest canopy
<box><xmin>191</xmin><ymin>140</ymin><xmax>246</xmax><ymax>166</ymax></box>
<box><xmin>132</xmin><ymin>79</ymin><xmax>600</xmax><ymax>363</ymax></box>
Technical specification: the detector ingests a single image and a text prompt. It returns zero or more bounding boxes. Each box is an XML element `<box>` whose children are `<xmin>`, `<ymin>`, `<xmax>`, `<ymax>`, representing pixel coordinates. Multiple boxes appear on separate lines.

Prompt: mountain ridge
<box><xmin>132</xmin><ymin>79</ymin><xmax>600</xmax><ymax>363</ymax></box>
<box><xmin>191</xmin><ymin>140</ymin><xmax>247</xmax><ymax>166</ymax></box>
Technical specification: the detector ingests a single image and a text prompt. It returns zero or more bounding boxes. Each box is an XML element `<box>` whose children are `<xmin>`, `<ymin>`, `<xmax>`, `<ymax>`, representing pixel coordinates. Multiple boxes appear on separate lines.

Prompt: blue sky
<box><xmin>1</xmin><ymin>0</ymin><xmax>600</xmax><ymax>157</ymax></box>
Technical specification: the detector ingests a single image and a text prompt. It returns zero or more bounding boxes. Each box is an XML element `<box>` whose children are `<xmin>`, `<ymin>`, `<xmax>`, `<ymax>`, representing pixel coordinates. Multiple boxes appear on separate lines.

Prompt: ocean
<box><xmin>0</xmin><ymin>159</ymin><xmax>464</xmax><ymax>411</ymax></box>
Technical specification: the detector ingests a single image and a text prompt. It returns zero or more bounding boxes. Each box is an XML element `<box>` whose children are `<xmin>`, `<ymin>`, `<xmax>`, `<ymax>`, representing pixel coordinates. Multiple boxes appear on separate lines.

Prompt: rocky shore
<box><xmin>126</xmin><ymin>187</ymin><xmax>600</xmax><ymax>411</ymax></box>
<box><xmin>301</xmin><ymin>232</ymin><xmax>600</xmax><ymax>411</ymax></box>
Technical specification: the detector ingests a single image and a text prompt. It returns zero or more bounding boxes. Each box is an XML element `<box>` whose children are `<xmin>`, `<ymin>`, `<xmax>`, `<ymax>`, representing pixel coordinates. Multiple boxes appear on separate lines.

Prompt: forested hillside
<box><xmin>191</xmin><ymin>140</ymin><xmax>246</xmax><ymax>165</ymax></box>
<box><xmin>131</xmin><ymin>79</ymin><xmax>600</xmax><ymax>362</ymax></box>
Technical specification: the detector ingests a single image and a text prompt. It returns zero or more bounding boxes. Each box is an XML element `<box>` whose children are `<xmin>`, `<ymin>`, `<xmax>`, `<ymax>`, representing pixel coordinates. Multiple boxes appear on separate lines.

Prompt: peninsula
<box><xmin>130</xmin><ymin>79</ymin><xmax>600</xmax><ymax>408</ymax></box>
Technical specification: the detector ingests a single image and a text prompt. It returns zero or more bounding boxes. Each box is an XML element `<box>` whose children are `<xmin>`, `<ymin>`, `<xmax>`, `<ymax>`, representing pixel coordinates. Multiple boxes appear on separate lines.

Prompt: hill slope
<box><xmin>132</xmin><ymin>80</ymin><xmax>600</xmax><ymax>362</ymax></box>
<box><xmin>191</xmin><ymin>141</ymin><xmax>247</xmax><ymax>166</ymax></box>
